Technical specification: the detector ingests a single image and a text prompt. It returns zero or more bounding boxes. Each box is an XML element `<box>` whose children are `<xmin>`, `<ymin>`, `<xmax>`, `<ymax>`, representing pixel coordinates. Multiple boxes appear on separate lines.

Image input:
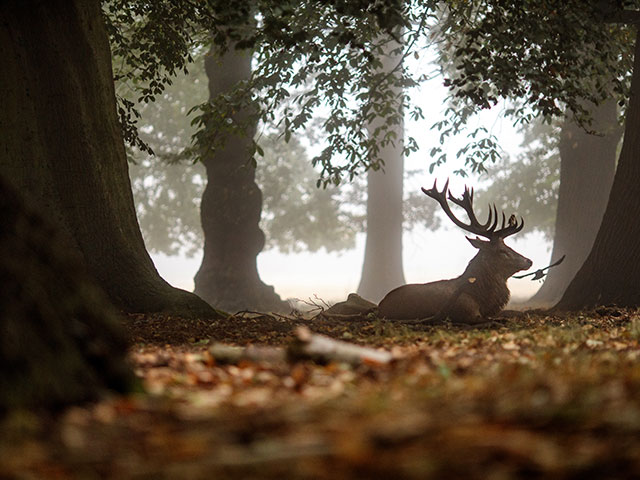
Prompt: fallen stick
<box><xmin>209</xmin><ymin>343</ymin><xmax>286</xmax><ymax>364</ymax></box>
<box><xmin>209</xmin><ymin>327</ymin><xmax>394</xmax><ymax>367</ymax></box>
<box><xmin>288</xmin><ymin>326</ymin><xmax>393</xmax><ymax>366</ymax></box>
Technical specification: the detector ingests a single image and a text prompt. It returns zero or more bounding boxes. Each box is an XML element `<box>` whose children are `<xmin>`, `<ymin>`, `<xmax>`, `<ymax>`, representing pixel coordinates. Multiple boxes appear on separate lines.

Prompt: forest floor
<box><xmin>3</xmin><ymin>307</ymin><xmax>640</xmax><ymax>479</ymax></box>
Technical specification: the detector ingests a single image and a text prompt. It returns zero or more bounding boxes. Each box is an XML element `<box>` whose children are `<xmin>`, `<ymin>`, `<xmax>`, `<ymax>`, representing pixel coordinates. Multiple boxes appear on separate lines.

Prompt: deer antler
<box><xmin>421</xmin><ymin>179</ymin><xmax>524</xmax><ymax>240</ymax></box>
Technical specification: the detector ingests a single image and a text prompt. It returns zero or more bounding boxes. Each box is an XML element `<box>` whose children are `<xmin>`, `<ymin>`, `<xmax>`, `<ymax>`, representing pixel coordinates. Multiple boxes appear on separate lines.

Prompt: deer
<box><xmin>378</xmin><ymin>179</ymin><xmax>533</xmax><ymax>324</ymax></box>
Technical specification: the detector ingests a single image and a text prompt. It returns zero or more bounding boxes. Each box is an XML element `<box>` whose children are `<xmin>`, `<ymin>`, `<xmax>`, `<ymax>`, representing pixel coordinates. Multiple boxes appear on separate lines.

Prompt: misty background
<box><xmin>127</xmin><ymin>44</ymin><xmax>554</xmax><ymax>306</ymax></box>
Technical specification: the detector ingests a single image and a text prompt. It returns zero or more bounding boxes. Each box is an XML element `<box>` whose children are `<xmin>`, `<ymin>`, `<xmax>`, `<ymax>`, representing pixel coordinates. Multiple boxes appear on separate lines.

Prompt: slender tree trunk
<box><xmin>528</xmin><ymin>100</ymin><xmax>620</xmax><ymax>307</ymax></box>
<box><xmin>0</xmin><ymin>0</ymin><xmax>215</xmax><ymax>316</ymax></box>
<box><xmin>194</xmin><ymin>45</ymin><xmax>288</xmax><ymax>313</ymax></box>
<box><xmin>357</xmin><ymin>36</ymin><xmax>406</xmax><ymax>303</ymax></box>
<box><xmin>556</xmin><ymin>28</ymin><xmax>640</xmax><ymax>310</ymax></box>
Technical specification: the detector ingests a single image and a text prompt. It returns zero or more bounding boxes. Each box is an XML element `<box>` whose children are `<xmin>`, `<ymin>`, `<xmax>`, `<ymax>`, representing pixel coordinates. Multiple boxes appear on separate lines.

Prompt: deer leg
<box><xmin>436</xmin><ymin>292</ymin><xmax>482</xmax><ymax>324</ymax></box>
<box><xmin>455</xmin><ymin>319</ymin><xmax>509</xmax><ymax>330</ymax></box>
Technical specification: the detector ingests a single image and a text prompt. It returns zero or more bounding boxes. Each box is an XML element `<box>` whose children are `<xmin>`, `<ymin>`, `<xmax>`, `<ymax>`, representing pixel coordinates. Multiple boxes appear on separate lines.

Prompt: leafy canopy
<box><xmin>107</xmin><ymin>0</ymin><xmax>637</xmax><ymax>212</ymax></box>
<box><xmin>104</xmin><ymin>0</ymin><xmax>441</xmax><ymax>186</ymax></box>
<box><xmin>432</xmin><ymin>0</ymin><xmax>635</xmax><ymax>173</ymax></box>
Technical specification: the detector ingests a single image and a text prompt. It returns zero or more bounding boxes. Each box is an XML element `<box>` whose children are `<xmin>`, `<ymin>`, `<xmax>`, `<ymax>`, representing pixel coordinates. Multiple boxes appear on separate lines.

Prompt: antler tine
<box><xmin>448</xmin><ymin>185</ymin><xmax>496</xmax><ymax>232</ymax></box>
<box><xmin>422</xmin><ymin>180</ymin><xmax>497</xmax><ymax>239</ymax></box>
<box><xmin>486</xmin><ymin>203</ymin><xmax>499</xmax><ymax>232</ymax></box>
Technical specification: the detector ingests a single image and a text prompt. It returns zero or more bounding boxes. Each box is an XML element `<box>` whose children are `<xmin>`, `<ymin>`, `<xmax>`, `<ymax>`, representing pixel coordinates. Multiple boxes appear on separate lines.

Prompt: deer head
<box><xmin>422</xmin><ymin>179</ymin><xmax>533</xmax><ymax>279</ymax></box>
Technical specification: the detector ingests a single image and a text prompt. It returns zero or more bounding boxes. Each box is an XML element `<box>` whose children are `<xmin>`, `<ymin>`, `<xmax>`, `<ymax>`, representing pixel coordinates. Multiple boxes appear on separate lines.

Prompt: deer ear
<box><xmin>466</xmin><ymin>236</ymin><xmax>489</xmax><ymax>249</ymax></box>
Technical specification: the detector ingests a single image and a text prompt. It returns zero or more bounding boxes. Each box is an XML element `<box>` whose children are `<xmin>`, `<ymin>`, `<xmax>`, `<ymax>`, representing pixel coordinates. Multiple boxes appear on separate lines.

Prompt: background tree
<box><xmin>357</xmin><ymin>33</ymin><xmax>407</xmax><ymax>302</ymax></box>
<box><xmin>127</xmin><ymin>57</ymin><xmax>357</xmax><ymax>273</ymax></box>
<box><xmin>111</xmin><ymin>0</ymin><xmax>636</xmax><ymax>312</ymax></box>
<box><xmin>528</xmin><ymin>100</ymin><xmax>621</xmax><ymax>306</ymax></box>
<box><xmin>130</xmin><ymin>137</ymin><xmax>357</xmax><ymax>259</ymax></box>
<box><xmin>558</xmin><ymin>20</ymin><xmax>640</xmax><ymax>309</ymax></box>
<box><xmin>193</xmin><ymin>41</ymin><xmax>290</xmax><ymax>312</ymax></box>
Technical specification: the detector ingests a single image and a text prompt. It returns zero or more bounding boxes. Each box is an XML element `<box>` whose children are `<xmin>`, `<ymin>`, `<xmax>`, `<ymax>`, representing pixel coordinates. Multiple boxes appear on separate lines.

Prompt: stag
<box><xmin>378</xmin><ymin>180</ymin><xmax>532</xmax><ymax>323</ymax></box>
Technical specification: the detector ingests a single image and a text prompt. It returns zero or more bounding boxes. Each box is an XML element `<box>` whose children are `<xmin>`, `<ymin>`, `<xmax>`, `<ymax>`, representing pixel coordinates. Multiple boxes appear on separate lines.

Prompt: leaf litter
<box><xmin>2</xmin><ymin>308</ymin><xmax>640</xmax><ymax>478</ymax></box>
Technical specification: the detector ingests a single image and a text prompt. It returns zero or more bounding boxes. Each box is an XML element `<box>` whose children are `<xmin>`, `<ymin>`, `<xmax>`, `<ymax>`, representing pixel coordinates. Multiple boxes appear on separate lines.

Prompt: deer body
<box><xmin>378</xmin><ymin>181</ymin><xmax>532</xmax><ymax>324</ymax></box>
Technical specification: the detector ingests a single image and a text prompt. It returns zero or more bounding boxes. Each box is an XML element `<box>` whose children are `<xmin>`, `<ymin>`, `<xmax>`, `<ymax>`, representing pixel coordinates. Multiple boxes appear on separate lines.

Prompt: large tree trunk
<box><xmin>528</xmin><ymin>100</ymin><xmax>620</xmax><ymax>307</ymax></box>
<box><xmin>357</xmin><ymin>36</ymin><xmax>406</xmax><ymax>303</ymax></box>
<box><xmin>194</xmin><ymin>45</ymin><xmax>288</xmax><ymax>313</ymax></box>
<box><xmin>556</xmin><ymin>28</ymin><xmax>640</xmax><ymax>310</ymax></box>
<box><xmin>0</xmin><ymin>174</ymin><xmax>137</xmax><ymax>412</ymax></box>
<box><xmin>0</xmin><ymin>0</ymin><xmax>215</xmax><ymax>316</ymax></box>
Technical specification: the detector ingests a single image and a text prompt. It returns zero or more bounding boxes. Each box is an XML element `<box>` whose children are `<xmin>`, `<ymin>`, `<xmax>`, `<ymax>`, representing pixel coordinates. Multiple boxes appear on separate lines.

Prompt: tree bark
<box><xmin>194</xmin><ymin>45</ymin><xmax>288</xmax><ymax>313</ymax></box>
<box><xmin>357</xmin><ymin>36</ymin><xmax>406</xmax><ymax>303</ymax></box>
<box><xmin>556</xmin><ymin>28</ymin><xmax>640</xmax><ymax>310</ymax></box>
<box><xmin>0</xmin><ymin>0</ymin><xmax>215</xmax><ymax>316</ymax></box>
<box><xmin>528</xmin><ymin>100</ymin><xmax>620</xmax><ymax>307</ymax></box>
<box><xmin>0</xmin><ymin>173</ymin><xmax>137</xmax><ymax>412</ymax></box>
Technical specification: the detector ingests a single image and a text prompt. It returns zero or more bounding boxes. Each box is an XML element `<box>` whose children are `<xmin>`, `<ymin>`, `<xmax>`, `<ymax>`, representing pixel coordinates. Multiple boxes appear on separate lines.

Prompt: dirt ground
<box><xmin>2</xmin><ymin>308</ymin><xmax>640</xmax><ymax>479</ymax></box>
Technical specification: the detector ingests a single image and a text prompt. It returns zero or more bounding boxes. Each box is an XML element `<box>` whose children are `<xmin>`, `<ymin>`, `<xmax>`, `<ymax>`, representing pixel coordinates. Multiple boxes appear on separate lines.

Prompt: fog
<box><xmin>152</xmin><ymin>228</ymin><xmax>550</xmax><ymax>305</ymax></box>
<box><xmin>147</xmin><ymin>78</ymin><xmax>552</xmax><ymax>305</ymax></box>
<box><xmin>140</xmin><ymin>48</ymin><xmax>554</xmax><ymax>307</ymax></box>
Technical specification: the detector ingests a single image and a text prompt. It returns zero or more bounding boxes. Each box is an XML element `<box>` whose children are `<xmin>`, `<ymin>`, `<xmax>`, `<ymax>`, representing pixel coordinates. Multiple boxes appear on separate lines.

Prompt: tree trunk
<box><xmin>0</xmin><ymin>173</ymin><xmax>136</xmax><ymax>412</ymax></box>
<box><xmin>357</xmin><ymin>36</ymin><xmax>406</xmax><ymax>303</ymax></box>
<box><xmin>194</xmin><ymin>45</ymin><xmax>288</xmax><ymax>313</ymax></box>
<box><xmin>556</xmin><ymin>28</ymin><xmax>640</xmax><ymax>310</ymax></box>
<box><xmin>0</xmin><ymin>0</ymin><xmax>215</xmax><ymax>316</ymax></box>
<box><xmin>528</xmin><ymin>100</ymin><xmax>620</xmax><ymax>307</ymax></box>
